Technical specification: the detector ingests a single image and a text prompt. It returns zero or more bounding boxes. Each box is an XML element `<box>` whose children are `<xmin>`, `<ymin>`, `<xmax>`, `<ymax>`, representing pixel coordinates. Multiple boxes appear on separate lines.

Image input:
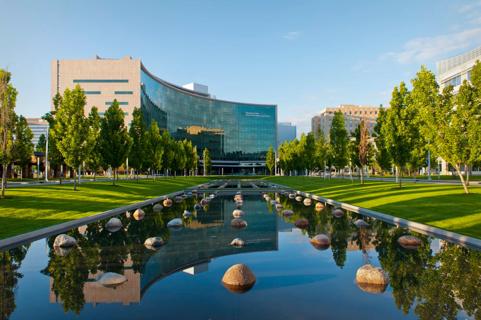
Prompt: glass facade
<box><xmin>140</xmin><ymin>66</ymin><xmax>277</xmax><ymax>161</ymax></box>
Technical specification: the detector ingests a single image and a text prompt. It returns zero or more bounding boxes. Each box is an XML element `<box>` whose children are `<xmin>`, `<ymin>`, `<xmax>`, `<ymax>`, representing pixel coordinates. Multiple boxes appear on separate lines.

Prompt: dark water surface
<box><xmin>1</xmin><ymin>193</ymin><xmax>480</xmax><ymax>320</ymax></box>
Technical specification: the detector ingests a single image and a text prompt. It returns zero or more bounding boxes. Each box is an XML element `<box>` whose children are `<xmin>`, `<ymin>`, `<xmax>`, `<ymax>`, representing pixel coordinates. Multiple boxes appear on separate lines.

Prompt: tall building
<box><xmin>277</xmin><ymin>122</ymin><xmax>296</xmax><ymax>147</ymax></box>
<box><xmin>437</xmin><ymin>46</ymin><xmax>481</xmax><ymax>92</ymax></box>
<box><xmin>51</xmin><ymin>56</ymin><xmax>277</xmax><ymax>173</ymax></box>
<box><xmin>311</xmin><ymin>104</ymin><xmax>379</xmax><ymax>138</ymax></box>
<box><xmin>26</xmin><ymin>118</ymin><xmax>49</xmax><ymax>147</ymax></box>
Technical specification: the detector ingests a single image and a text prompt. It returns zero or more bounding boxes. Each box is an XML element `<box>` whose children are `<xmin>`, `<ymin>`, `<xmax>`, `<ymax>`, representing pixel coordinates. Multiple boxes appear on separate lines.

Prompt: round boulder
<box><xmin>144</xmin><ymin>237</ymin><xmax>165</xmax><ymax>249</ymax></box>
<box><xmin>200</xmin><ymin>198</ymin><xmax>210</xmax><ymax>206</ymax></box>
<box><xmin>133</xmin><ymin>208</ymin><xmax>145</xmax><ymax>221</ymax></box>
<box><xmin>310</xmin><ymin>234</ymin><xmax>330</xmax><ymax>250</ymax></box>
<box><xmin>355</xmin><ymin>264</ymin><xmax>389</xmax><ymax>294</ymax></box>
<box><xmin>288</xmin><ymin>193</ymin><xmax>296</xmax><ymax>199</ymax></box>
<box><xmin>232</xmin><ymin>209</ymin><xmax>244</xmax><ymax>218</ymax></box>
<box><xmin>231</xmin><ymin>218</ymin><xmax>248</xmax><ymax>229</ymax></box>
<box><xmin>222</xmin><ymin>264</ymin><xmax>256</xmax><ymax>293</ymax></box>
<box><xmin>303</xmin><ymin>198</ymin><xmax>312</xmax><ymax>206</ymax></box>
<box><xmin>230</xmin><ymin>238</ymin><xmax>245</xmax><ymax>247</ymax></box>
<box><xmin>315</xmin><ymin>202</ymin><xmax>325</xmax><ymax>212</ymax></box>
<box><xmin>282</xmin><ymin>209</ymin><xmax>294</xmax><ymax>217</ymax></box>
<box><xmin>167</xmin><ymin>218</ymin><xmax>183</xmax><ymax>228</ymax></box>
<box><xmin>163</xmin><ymin>198</ymin><xmax>173</xmax><ymax>207</ymax></box>
<box><xmin>105</xmin><ymin>218</ymin><xmax>123</xmax><ymax>233</ymax></box>
<box><xmin>354</xmin><ymin>219</ymin><xmax>369</xmax><ymax>228</ymax></box>
<box><xmin>194</xmin><ymin>203</ymin><xmax>203</xmax><ymax>211</ymax></box>
<box><xmin>397</xmin><ymin>235</ymin><xmax>422</xmax><ymax>250</ymax></box>
<box><xmin>295</xmin><ymin>196</ymin><xmax>303</xmax><ymax>202</ymax></box>
<box><xmin>275</xmin><ymin>203</ymin><xmax>283</xmax><ymax>211</ymax></box>
<box><xmin>97</xmin><ymin>272</ymin><xmax>127</xmax><ymax>287</ymax></box>
<box><xmin>295</xmin><ymin>218</ymin><xmax>309</xmax><ymax>229</ymax></box>
<box><xmin>53</xmin><ymin>234</ymin><xmax>77</xmax><ymax>248</ymax></box>
<box><xmin>332</xmin><ymin>208</ymin><xmax>344</xmax><ymax>218</ymax></box>
<box><xmin>153</xmin><ymin>203</ymin><xmax>163</xmax><ymax>213</ymax></box>
<box><xmin>183</xmin><ymin>210</ymin><xmax>192</xmax><ymax>218</ymax></box>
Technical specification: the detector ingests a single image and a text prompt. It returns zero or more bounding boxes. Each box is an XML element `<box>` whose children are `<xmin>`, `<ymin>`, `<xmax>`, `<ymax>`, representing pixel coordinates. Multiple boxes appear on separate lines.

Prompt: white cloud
<box><xmin>383</xmin><ymin>28</ymin><xmax>481</xmax><ymax>64</ymax></box>
<box><xmin>283</xmin><ymin>31</ymin><xmax>301</xmax><ymax>40</ymax></box>
<box><xmin>457</xmin><ymin>1</ymin><xmax>481</xmax><ymax>13</ymax></box>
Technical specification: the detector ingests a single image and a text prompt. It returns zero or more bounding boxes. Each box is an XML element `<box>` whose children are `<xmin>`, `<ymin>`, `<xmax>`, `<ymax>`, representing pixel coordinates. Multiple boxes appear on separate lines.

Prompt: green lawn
<box><xmin>0</xmin><ymin>177</ymin><xmax>210</xmax><ymax>239</ymax></box>
<box><xmin>265</xmin><ymin>176</ymin><xmax>481</xmax><ymax>239</ymax></box>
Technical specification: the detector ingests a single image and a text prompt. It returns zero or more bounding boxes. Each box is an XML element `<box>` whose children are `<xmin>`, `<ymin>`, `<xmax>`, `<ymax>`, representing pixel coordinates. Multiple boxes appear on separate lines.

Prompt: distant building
<box><xmin>277</xmin><ymin>122</ymin><xmax>296</xmax><ymax>147</ymax></box>
<box><xmin>437</xmin><ymin>46</ymin><xmax>481</xmax><ymax>92</ymax></box>
<box><xmin>311</xmin><ymin>104</ymin><xmax>379</xmax><ymax>138</ymax></box>
<box><xmin>26</xmin><ymin>118</ymin><xmax>49</xmax><ymax>147</ymax></box>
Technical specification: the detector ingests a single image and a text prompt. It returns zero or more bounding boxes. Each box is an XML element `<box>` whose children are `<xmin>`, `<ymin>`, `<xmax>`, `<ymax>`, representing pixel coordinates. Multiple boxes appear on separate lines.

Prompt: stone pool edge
<box><xmin>274</xmin><ymin>183</ymin><xmax>481</xmax><ymax>250</ymax></box>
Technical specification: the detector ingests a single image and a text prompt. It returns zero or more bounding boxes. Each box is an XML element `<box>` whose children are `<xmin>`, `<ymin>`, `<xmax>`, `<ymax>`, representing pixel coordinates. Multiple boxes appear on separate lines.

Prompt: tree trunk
<box><xmin>455</xmin><ymin>164</ymin><xmax>469</xmax><ymax>194</ymax></box>
<box><xmin>360</xmin><ymin>165</ymin><xmax>364</xmax><ymax>185</ymax></box>
<box><xmin>73</xmin><ymin>169</ymin><xmax>77</xmax><ymax>191</ymax></box>
<box><xmin>466</xmin><ymin>164</ymin><xmax>470</xmax><ymax>186</ymax></box>
<box><xmin>112</xmin><ymin>168</ymin><xmax>116</xmax><ymax>186</ymax></box>
<box><xmin>1</xmin><ymin>164</ymin><xmax>7</xmax><ymax>198</ymax></box>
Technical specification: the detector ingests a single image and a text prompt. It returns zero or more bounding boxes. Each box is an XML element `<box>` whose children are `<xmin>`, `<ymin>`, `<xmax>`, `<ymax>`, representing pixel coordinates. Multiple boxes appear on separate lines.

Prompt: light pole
<box><xmin>44</xmin><ymin>126</ymin><xmax>49</xmax><ymax>182</ymax></box>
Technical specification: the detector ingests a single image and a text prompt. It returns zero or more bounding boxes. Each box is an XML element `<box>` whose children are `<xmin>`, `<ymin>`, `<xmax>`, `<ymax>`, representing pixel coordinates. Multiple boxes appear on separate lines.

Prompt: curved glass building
<box><xmin>52</xmin><ymin>56</ymin><xmax>277</xmax><ymax>173</ymax></box>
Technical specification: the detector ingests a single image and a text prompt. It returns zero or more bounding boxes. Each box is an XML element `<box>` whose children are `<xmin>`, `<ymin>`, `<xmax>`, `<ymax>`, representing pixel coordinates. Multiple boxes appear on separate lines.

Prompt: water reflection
<box><xmin>0</xmin><ymin>193</ymin><xmax>480</xmax><ymax>319</ymax></box>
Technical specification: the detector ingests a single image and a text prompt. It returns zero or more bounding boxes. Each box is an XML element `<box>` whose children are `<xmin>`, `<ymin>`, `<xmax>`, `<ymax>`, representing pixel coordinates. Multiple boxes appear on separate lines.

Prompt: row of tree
<box><xmin>46</xmin><ymin>85</ymin><xmax>212</xmax><ymax>191</ymax></box>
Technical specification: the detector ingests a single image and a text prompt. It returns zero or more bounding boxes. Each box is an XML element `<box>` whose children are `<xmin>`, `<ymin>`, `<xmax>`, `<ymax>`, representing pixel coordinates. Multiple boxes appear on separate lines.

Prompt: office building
<box><xmin>26</xmin><ymin>118</ymin><xmax>49</xmax><ymax>147</ymax></box>
<box><xmin>277</xmin><ymin>122</ymin><xmax>296</xmax><ymax>147</ymax></box>
<box><xmin>311</xmin><ymin>104</ymin><xmax>379</xmax><ymax>138</ymax></box>
<box><xmin>437</xmin><ymin>45</ymin><xmax>481</xmax><ymax>92</ymax></box>
<box><xmin>51</xmin><ymin>56</ymin><xmax>277</xmax><ymax>173</ymax></box>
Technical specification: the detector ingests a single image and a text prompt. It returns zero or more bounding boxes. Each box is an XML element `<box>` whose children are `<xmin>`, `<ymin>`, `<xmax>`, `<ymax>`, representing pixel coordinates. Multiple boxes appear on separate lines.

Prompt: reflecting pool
<box><xmin>1</xmin><ymin>193</ymin><xmax>480</xmax><ymax>319</ymax></box>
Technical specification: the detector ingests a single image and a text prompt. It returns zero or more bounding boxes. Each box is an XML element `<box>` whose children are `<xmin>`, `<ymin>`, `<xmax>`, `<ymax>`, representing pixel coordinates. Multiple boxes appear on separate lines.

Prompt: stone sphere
<box><xmin>231</xmin><ymin>218</ymin><xmax>248</xmax><ymax>229</ymax></box>
<box><xmin>355</xmin><ymin>264</ymin><xmax>389</xmax><ymax>294</ymax></box>
<box><xmin>310</xmin><ymin>234</ymin><xmax>330</xmax><ymax>250</ymax></box>
<box><xmin>332</xmin><ymin>208</ymin><xmax>344</xmax><ymax>218</ymax></box>
<box><xmin>183</xmin><ymin>210</ymin><xmax>192</xmax><ymax>218</ymax></box>
<box><xmin>397</xmin><ymin>235</ymin><xmax>422</xmax><ymax>250</ymax></box>
<box><xmin>167</xmin><ymin>218</ymin><xmax>183</xmax><ymax>228</ymax></box>
<box><xmin>222</xmin><ymin>264</ymin><xmax>256</xmax><ymax>293</ymax></box>
<box><xmin>153</xmin><ymin>203</ymin><xmax>163</xmax><ymax>213</ymax></box>
<box><xmin>295</xmin><ymin>196</ymin><xmax>303</xmax><ymax>202</ymax></box>
<box><xmin>295</xmin><ymin>218</ymin><xmax>309</xmax><ymax>229</ymax></box>
<box><xmin>53</xmin><ymin>234</ymin><xmax>77</xmax><ymax>248</ymax></box>
<box><xmin>288</xmin><ymin>193</ymin><xmax>296</xmax><ymax>199</ymax></box>
<box><xmin>232</xmin><ymin>209</ymin><xmax>245</xmax><ymax>218</ymax></box>
<box><xmin>200</xmin><ymin>198</ymin><xmax>210</xmax><ymax>206</ymax></box>
<box><xmin>105</xmin><ymin>218</ymin><xmax>123</xmax><ymax>232</ymax></box>
<box><xmin>133</xmin><ymin>208</ymin><xmax>145</xmax><ymax>221</ymax></box>
<box><xmin>303</xmin><ymin>198</ymin><xmax>312</xmax><ymax>206</ymax></box>
<box><xmin>144</xmin><ymin>237</ymin><xmax>165</xmax><ymax>249</ymax></box>
<box><xmin>282</xmin><ymin>209</ymin><xmax>294</xmax><ymax>217</ymax></box>
<box><xmin>163</xmin><ymin>198</ymin><xmax>173</xmax><ymax>207</ymax></box>
<box><xmin>194</xmin><ymin>203</ymin><xmax>203</xmax><ymax>211</ymax></box>
<box><xmin>275</xmin><ymin>203</ymin><xmax>283</xmax><ymax>211</ymax></box>
<box><xmin>97</xmin><ymin>272</ymin><xmax>127</xmax><ymax>287</ymax></box>
<box><xmin>230</xmin><ymin>238</ymin><xmax>245</xmax><ymax>247</ymax></box>
<box><xmin>265</xmin><ymin>196</ymin><xmax>271</xmax><ymax>202</ymax></box>
<box><xmin>354</xmin><ymin>219</ymin><xmax>369</xmax><ymax>228</ymax></box>
<box><xmin>315</xmin><ymin>202</ymin><xmax>325</xmax><ymax>212</ymax></box>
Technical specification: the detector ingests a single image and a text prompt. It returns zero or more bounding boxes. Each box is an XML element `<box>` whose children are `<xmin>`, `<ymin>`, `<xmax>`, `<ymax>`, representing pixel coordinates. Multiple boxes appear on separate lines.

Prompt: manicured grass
<box><xmin>0</xmin><ymin>177</ymin><xmax>210</xmax><ymax>239</ymax></box>
<box><xmin>264</xmin><ymin>176</ymin><xmax>481</xmax><ymax>239</ymax></box>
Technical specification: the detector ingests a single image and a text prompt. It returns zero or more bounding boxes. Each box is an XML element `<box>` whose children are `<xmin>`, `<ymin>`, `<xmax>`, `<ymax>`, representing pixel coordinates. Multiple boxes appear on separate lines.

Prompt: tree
<box><xmin>191</xmin><ymin>145</ymin><xmax>199</xmax><ymax>175</ymax></box>
<box><xmin>203</xmin><ymin>148</ymin><xmax>211</xmax><ymax>176</ymax></box>
<box><xmin>298</xmin><ymin>133</ymin><xmax>316</xmax><ymax>175</ymax></box>
<box><xmin>161</xmin><ymin>130</ymin><xmax>174</xmax><ymax>175</ymax></box>
<box><xmin>373</xmin><ymin>105</ymin><xmax>391</xmax><ymax>173</ymax></box>
<box><xmin>146</xmin><ymin>121</ymin><xmax>163</xmax><ymax>177</ymax></box>
<box><xmin>266</xmin><ymin>145</ymin><xmax>275</xmax><ymax>175</ymax></box>
<box><xmin>52</xmin><ymin>85</ymin><xmax>92</xmax><ymax>190</ymax></box>
<box><xmin>85</xmin><ymin>107</ymin><xmax>102</xmax><ymax>180</ymax></box>
<box><xmin>128</xmin><ymin>108</ymin><xmax>146</xmax><ymax>179</ymax></box>
<box><xmin>358</xmin><ymin>119</ymin><xmax>370</xmax><ymax>184</ymax></box>
<box><xmin>36</xmin><ymin>134</ymin><xmax>46</xmax><ymax>152</ymax></box>
<box><xmin>314</xmin><ymin>129</ymin><xmax>328</xmax><ymax>175</ymax></box>
<box><xmin>0</xmin><ymin>70</ymin><xmax>18</xmax><ymax>198</ymax></box>
<box><xmin>383</xmin><ymin>82</ymin><xmax>412</xmax><ymax>187</ymax></box>
<box><xmin>329</xmin><ymin>110</ymin><xmax>349</xmax><ymax>174</ymax></box>
<box><xmin>99</xmin><ymin>100</ymin><xmax>132</xmax><ymax>185</ymax></box>
<box><xmin>43</xmin><ymin>110</ymin><xmax>64</xmax><ymax>182</ymax></box>
<box><xmin>12</xmin><ymin>115</ymin><xmax>34</xmax><ymax>178</ymax></box>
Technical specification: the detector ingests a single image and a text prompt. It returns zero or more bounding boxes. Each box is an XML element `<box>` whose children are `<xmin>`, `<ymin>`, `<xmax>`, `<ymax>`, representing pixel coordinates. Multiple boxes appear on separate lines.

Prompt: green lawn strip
<box><xmin>0</xmin><ymin>177</ymin><xmax>210</xmax><ymax>239</ymax></box>
<box><xmin>264</xmin><ymin>176</ymin><xmax>481</xmax><ymax>239</ymax></box>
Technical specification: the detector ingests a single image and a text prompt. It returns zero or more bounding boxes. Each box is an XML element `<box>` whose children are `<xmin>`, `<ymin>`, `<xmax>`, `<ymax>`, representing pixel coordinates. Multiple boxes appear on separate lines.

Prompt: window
<box><xmin>73</xmin><ymin>79</ymin><xmax>129</xmax><ymax>83</ymax></box>
<box><xmin>115</xmin><ymin>91</ymin><xmax>133</xmax><ymax>95</ymax></box>
<box><xmin>105</xmin><ymin>101</ymin><xmax>128</xmax><ymax>105</ymax></box>
<box><xmin>467</xmin><ymin>71</ymin><xmax>471</xmax><ymax>81</ymax></box>
<box><xmin>446</xmin><ymin>75</ymin><xmax>461</xmax><ymax>87</ymax></box>
<box><xmin>84</xmin><ymin>91</ymin><xmax>101</xmax><ymax>95</ymax></box>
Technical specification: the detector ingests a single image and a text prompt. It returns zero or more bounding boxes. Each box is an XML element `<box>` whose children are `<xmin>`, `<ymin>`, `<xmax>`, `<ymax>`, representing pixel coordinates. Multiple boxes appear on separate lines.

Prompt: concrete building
<box><xmin>26</xmin><ymin>118</ymin><xmax>49</xmax><ymax>147</ymax></box>
<box><xmin>437</xmin><ymin>46</ymin><xmax>481</xmax><ymax>92</ymax></box>
<box><xmin>51</xmin><ymin>56</ymin><xmax>277</xmax><ymax>173</ymax></box>
<box><xmin>277</xmin><ymin>122</ymin><xmax>296</xmax><ymax>147</ymax></box>
<box><xmin>311</xmin><ymin>104</ymin><xmax>379</xmax><ymax>138</ymax></box>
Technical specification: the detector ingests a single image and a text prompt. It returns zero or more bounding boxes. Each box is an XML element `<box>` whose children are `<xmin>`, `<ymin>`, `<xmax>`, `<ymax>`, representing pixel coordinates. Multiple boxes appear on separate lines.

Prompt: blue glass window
<box><xmin>84</xmin><ymin>91</ymin><xmax>101</xmax><ymax>94</ymax></box>
<box><xmin>115</xmin><ymin>91</ymin><xmax>133</xmax><ymax>94</ymax></box>
<box><xmin>447</xmin><ymin>75</ymin><xmax>461</xmax><ymax>86</ymax></box>
<box><xmin>105</xmin><ymin>101</ymin><xmax>128</xmax><ymax>105</ymax></box>
<box><xmin>73</xmin><ymin>79</ymin><xmax>128</xmax><ymax>83</ymax></box>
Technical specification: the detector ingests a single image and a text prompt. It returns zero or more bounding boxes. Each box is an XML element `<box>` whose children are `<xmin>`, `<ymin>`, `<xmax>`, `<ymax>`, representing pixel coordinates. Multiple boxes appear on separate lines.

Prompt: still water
<box><xmin>1</xmin><ymin>192</ymin><xmax>480</xmax><ymax>320</ymax></box>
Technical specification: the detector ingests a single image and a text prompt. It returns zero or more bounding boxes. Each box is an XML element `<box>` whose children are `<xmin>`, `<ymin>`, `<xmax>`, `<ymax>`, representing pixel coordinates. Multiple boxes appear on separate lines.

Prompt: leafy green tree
<box><xmin>358</xmin><ymin>119</ymin><xmax>370</xmax><ymax>184</ymax></box>
<box><xmin>383</xmin><ymin>82</ymin><xmax>412</xmax><ymax>187</ymax></box>
<box><xmin>191</xmin><ymin>145</ymin><xmax>199</xmax><ymax>175</ymax></box>
<box><xmin>12</xmin><ymin>115</ymin><xmax>34</xmax><ymax>178</ymax></box>
<box><xmin>128</xmin><ymin>108</ymin><xmax>146</xmax><ymax>178</ymax></box>
<box><xmin>161</xmin><ymin>130</ymin><xmax>174</xmax><ymax>175</ymax></box>
<box><xmin>99</xmin><ymin>100</ymin><xmax>132</xmax><ymax>185</ymax></box>
<box><xmin>85</xmin><ymin>107</ymin><xmax>102</xmax><ymax>180</ymax></box>
<box><xmin>299</xmin><ymin>133</ymin><xmax>316</xmax><ymax>175</ymax></box>
<box><xmin>203</xmin><ymin>147</ymin><xmax>211</xmax><ymax>176</ymax></box>
<box><xmin>266</xmin><ymin>145</ymin><xmax>275</xmax><ymax>175</ymax></box>
<box><xmin>43</xmin><ymin>110</ymin><xmax>65</xmax><ymax>181</ymax></box>
<box><xmin>314</xmin><ymin>129</ymin><xmax>328</xmax><ymax>174</ymax></box>
<box><xmin>182</xmin><ymin>139</ymin><xmax>195</xmax><ymax>176</ymax></box>
<box><xmin>171</xmin><ymin>140</ymin><xmax>186</xmax><ymax>176</ymax></box>
<box><xmin>329</xmin><ymin>110</ymin><xmax>349</xmax><ymax>175</ymax></box>
<box><xmin>146</xmin><ymin>121</ymin><xmax>163</xmax><ymax>177</ymax></box>
<box><xmin>52</xmin><ymin>85</ymin><xmax>92</xmax><ymax>190</ymax></box>
<box><xmin>373</xmin><ymin>105</ymin><xmax>391</xmax><ymax>173</ymax></box>
<box><xmin>0</xmin><ymin>70</ymin><xmax>17</xmax><ymax>198</ymax></box>
<box><xmin>36</xmin><ymin>134</ymin><xmax>46</xmax><ymax>152</ymax></box>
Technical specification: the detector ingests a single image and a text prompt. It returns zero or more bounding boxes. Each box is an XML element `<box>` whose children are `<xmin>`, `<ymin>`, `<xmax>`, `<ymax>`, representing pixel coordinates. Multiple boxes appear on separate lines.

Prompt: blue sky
<box><xmin>1</xmin><ymin>0</ymin><xmax>480</xmax><ymax>135</ymax></box>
